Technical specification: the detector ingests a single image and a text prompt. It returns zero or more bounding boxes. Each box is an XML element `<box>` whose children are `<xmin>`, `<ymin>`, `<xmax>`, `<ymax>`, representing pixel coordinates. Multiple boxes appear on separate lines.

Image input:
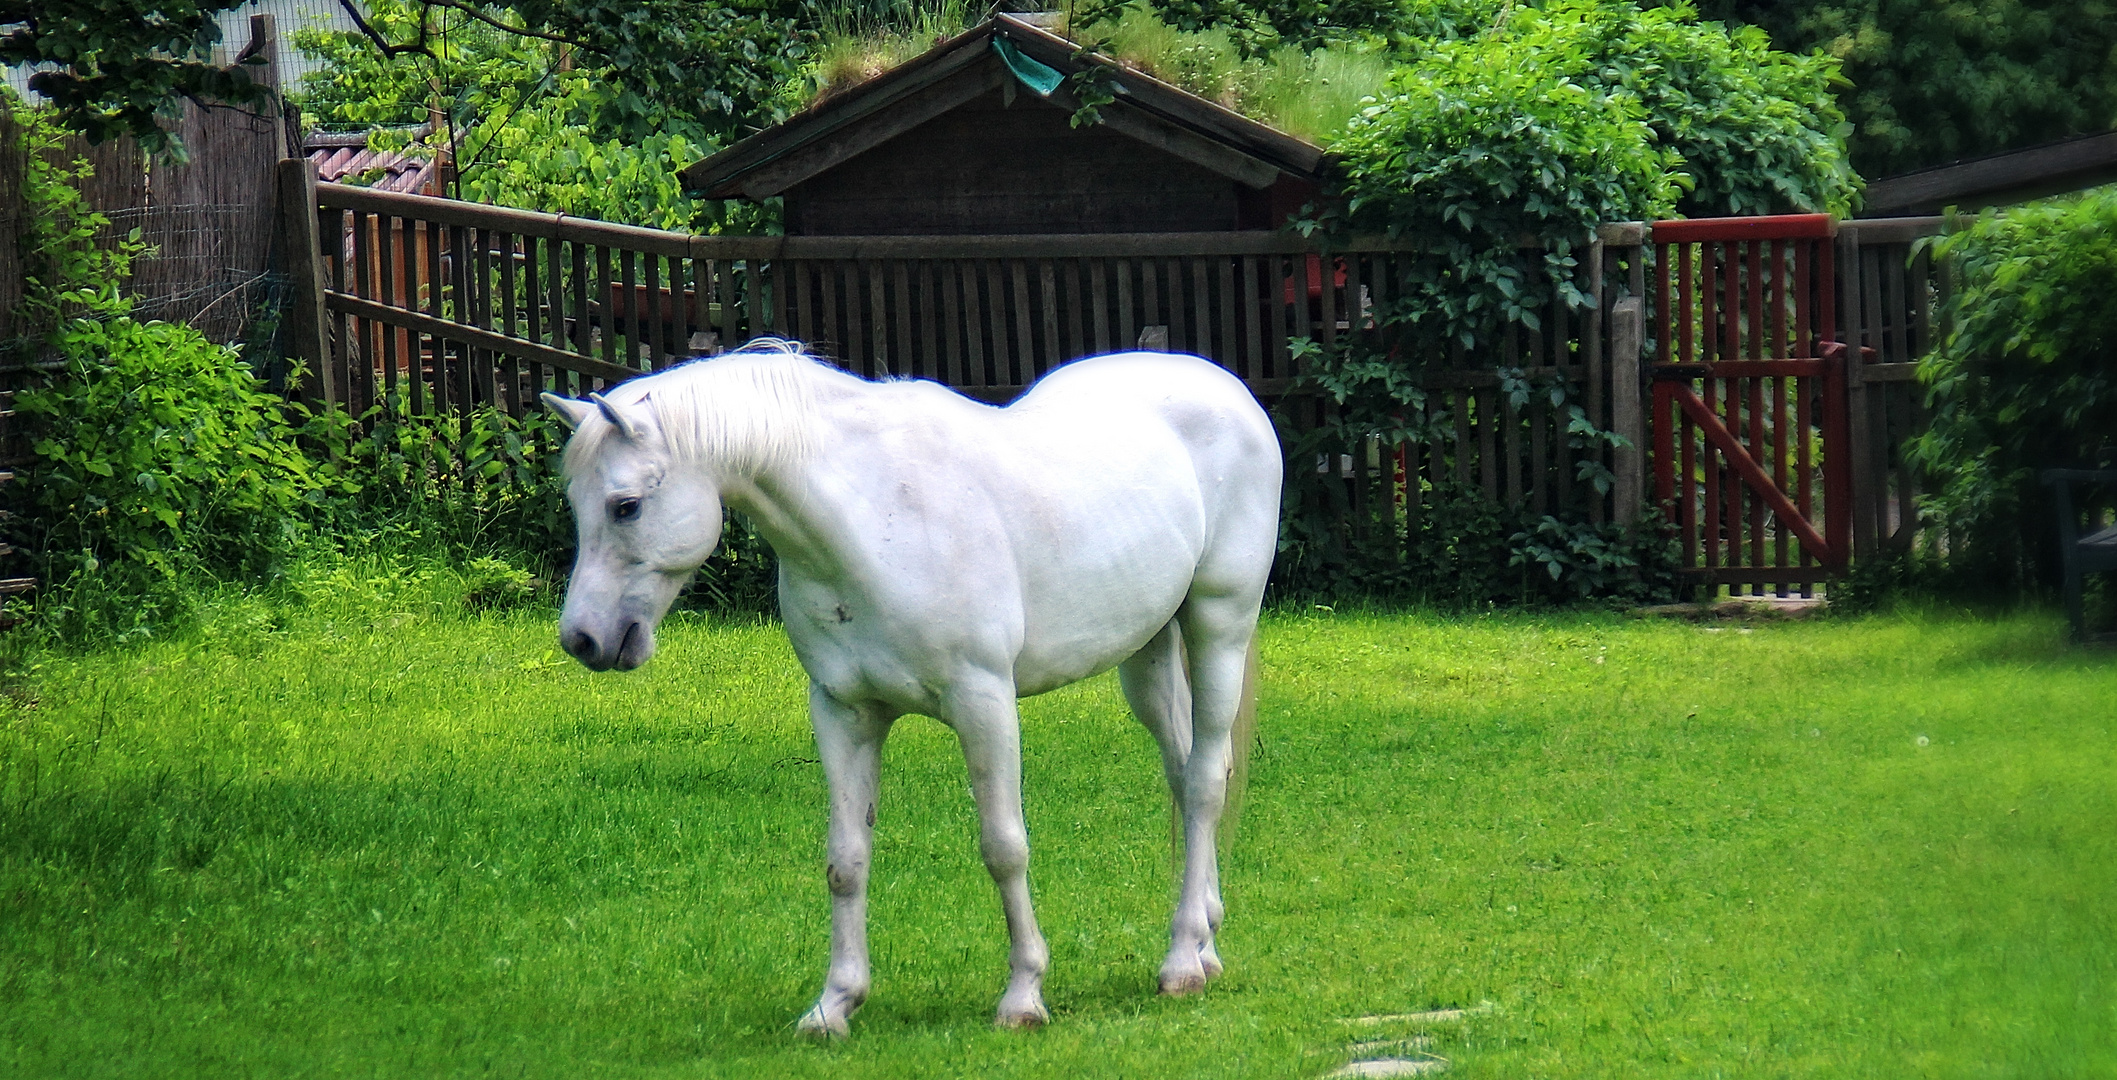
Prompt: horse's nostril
<box><xmin>564</xmin><ymin>630</ymin><xmax>597</xmax><ymax>660</ymax></box>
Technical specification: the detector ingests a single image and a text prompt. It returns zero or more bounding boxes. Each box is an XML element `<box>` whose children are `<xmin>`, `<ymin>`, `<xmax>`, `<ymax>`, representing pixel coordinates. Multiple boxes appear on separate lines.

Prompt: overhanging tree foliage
<box><xmin>0</xmin><ymin>0</ymin><xmax>271</xmax><ymax>156</ymax></box>
<box><xmin>1</xmin><ymin>0</ymin><xmax>808</xmax><ymax>155</ymax></box>
<box><xmin>1692</xmin><ymin>0</ymin><xmax>2117</xmax><ymax>176</ymax></box>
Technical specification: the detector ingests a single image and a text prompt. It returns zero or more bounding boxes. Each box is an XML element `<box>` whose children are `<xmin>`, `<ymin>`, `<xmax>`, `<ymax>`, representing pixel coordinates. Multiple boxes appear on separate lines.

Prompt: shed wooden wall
<box><xmin>784</xmin><ymin>89</ymin><xmax>1253</xmax><ymax>235</ymax></box>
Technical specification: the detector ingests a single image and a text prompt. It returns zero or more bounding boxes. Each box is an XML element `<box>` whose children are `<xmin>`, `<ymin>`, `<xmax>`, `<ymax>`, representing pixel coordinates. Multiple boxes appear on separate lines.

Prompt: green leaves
<box><xmin>1905</xmin><ymin>188</ymin><xmax>2117</xmax><ymax>584</ymax></box>
<box><xmin>0</xmin><ymin>0</ymin><xmax>273</xmax><ymax>155</ymax></box>
<box><xmin>1697</xmin><ymin>0</ymin><xmax>2117</xmax><ymax>177</ymax></box>
<box><xmin>1327</xmin><ymin>0</ymin><xmax>1857</xmax><ymax>359</ymax></box>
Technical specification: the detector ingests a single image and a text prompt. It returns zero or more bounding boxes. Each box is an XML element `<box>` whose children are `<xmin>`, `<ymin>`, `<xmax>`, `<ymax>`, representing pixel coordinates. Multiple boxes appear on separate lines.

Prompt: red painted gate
<box><xmin>1649</xmin><ymin>214</ymin><xmax>1853</xmax><ymax>596</ymax></box>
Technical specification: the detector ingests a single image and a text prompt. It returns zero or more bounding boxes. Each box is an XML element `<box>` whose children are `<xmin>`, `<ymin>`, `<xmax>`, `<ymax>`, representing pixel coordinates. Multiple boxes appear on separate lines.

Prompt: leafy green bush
<box><xmin>1327</xmin><ymin>0</ymin><xmax>1854</xmax><ymax>354</ymax></box>
<box><xmin>15</xmin><ymin>316</ymin><xmax>331</xmax><ymax>641</ymax></box>
<box><xmin>1907</xmin><ymin>188</ymin><xmax>2117</xmax><ymax>593</ymax></box>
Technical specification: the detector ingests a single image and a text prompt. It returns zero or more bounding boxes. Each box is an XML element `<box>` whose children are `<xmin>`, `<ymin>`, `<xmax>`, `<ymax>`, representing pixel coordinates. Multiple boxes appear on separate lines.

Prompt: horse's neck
<box><xmin>714</xmin><ymin>393</ymin><xmax>868</xmax><ymax>585</ymax></box>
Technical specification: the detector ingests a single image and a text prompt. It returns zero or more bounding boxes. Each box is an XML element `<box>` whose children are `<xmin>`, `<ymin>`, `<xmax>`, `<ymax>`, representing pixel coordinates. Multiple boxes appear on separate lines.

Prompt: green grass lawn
<box><xmin>2</xmin><ymin>586</ymin><xmax>2112</xmax><ymax>1078</ymax></box>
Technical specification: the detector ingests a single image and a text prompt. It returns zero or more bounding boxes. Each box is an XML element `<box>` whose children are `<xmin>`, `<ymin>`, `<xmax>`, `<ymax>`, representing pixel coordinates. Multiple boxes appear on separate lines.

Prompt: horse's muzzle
<box><xmin>562</xmin><ymin>618</ymin><xmax>654</xmax><ymax>671</ymax></box>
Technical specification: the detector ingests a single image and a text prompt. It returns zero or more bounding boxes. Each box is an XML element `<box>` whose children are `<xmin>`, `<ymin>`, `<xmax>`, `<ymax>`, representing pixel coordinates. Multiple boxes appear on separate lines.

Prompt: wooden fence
<box><xmin>1837</xmin><ymin>217</ymin><xmax>1948</xmax><ymax>565</ymax></box>
<box><xmin>0</xmin><ymin>15</ymin><xmax>300</xmax><ymax>349</ymax></box>
<box><xmin>295</xmin><ymin>175</ymin><xmax>1951</xmax><ymax>593</ymax></box>
<box><xmin>300</xmin><ymin>176</ymin><xmax>1654</xmax><ymax>528</ymax></box>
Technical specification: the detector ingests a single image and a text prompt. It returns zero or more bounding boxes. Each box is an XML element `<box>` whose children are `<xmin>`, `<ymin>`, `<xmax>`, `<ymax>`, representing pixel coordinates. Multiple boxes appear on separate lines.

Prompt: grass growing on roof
<box><xmin>790</xmin><ymin>4</ymin><xmax>1389</xmax><ymax>145</ymax></box>
<box><xmin>1</xmin><ymin>589</ymin><xmax>2111</xmax><ymax>1077</ymax></box>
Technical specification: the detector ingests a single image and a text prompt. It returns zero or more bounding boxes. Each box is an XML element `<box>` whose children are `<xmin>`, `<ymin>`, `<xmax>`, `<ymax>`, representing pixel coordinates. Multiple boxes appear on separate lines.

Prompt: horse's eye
<box><xmin>611</xmin><ymin>497</ymin><xmax>641</xmax><ymax>522</ymax></box>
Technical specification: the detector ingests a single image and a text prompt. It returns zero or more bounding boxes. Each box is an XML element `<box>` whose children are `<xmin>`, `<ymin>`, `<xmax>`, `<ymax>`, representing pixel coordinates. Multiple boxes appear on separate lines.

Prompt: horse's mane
<box><xmin>564</xmin><ymin>338</ymin><xmax>824</xmax><ymax>479</ymax></box>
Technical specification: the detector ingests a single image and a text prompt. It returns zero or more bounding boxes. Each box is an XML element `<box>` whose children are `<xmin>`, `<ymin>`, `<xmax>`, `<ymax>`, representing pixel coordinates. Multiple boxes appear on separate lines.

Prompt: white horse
<box><xmin>541</xmin><ymin>341</ymin><xmax>1280</xmax><ymax>1036</ymax></box>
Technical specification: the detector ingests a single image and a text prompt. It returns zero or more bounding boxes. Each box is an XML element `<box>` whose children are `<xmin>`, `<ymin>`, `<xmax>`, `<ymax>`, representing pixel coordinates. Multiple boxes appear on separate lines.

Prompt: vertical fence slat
<box><xmin>376</xmin><ymin>213</ymin><xmax>400</xmax><ymax>407</ymax></box>
<box><xmin>939</xmin><ymin>261</ymin><xmax>964</xmax><ymax>386</ymax></box>
<box><xmin>1008</xmin><ymin>260</ymin><xmax>1035</xmax><ymax>382</ymax></box>
<box><xmin>1115</xmin><ymin>258</ymin><xmax>1136</xmax><ymax>353</ymax></box>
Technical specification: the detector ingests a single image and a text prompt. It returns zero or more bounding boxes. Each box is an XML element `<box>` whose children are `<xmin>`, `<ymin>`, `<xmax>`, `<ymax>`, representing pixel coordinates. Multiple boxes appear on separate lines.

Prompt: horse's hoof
<box><xmin>1158</xmin><ymin>969</ymin><xmax>1208</xmax><ymax>997</ymax></box>
<box><xmin>1199</xmin><ymin>942</ymin><xmax>1225</xmax><ymax>981</ymax></box>
<box><xmin>795</xmin><ymin>1006</ymin><xmax>849</xmax><ymax>1041</ymax></box>
<box><xmin>995</xmin><ymin>1003</ymin><xmax>1049</xmax><ymax>1030</ymax></box>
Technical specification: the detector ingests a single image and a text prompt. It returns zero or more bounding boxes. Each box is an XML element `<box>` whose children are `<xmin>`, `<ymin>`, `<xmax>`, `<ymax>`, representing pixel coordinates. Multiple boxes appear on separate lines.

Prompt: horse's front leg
<box><xmin>797</xmin><ymin>684</ymin><xmax>892</xmax><ymax>1040</ymax></box>
<box><xmin>948</xmin><ymin>681</ymin><xmax>1050</xmax><ymax>1029</ymax></box>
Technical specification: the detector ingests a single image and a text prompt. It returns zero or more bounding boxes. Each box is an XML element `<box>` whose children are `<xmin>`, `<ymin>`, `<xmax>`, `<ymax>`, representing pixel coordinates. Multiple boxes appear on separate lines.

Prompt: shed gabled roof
<box><xmin>681</xmin><ymin>15</ymin><xmax>1328</xmax><ymax>200</ymax></box>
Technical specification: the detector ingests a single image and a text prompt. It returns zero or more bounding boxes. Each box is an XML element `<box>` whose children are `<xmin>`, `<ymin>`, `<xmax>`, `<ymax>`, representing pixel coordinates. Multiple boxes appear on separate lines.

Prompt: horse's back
<box><xmin>1012</xmin><ymin>353</ymin><xmax>1281</xmax><ymax>594</ymax></box>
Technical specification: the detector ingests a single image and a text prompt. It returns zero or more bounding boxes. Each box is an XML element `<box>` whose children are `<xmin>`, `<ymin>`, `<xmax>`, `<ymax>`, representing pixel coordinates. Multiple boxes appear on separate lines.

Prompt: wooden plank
<box><xmin>591</xmin><ymin>244</ymin><xmax>614</xmax><ymax>372</ymax></box>
<box><xmin>276</xmin><ymin>160</ymin><xmax>334</xmax><ymax>408</ymax></box>
<box><xmin>1860</xmin><ymin>131</ymin><xmax>2117</xmax><ymax>215</ymax></box>
<box><xmin>1838</xmin><ymin>217</ymin><xmax>1946</xmax><ymax>245</ymax></box>
<box><xmin>500</xmin><ymin>231</ymin><xmax>523</xmax><ymax>410</ymax></box>
<box><xmin>349</xmin><ymin>208</ymin><xmax>375</xmax><ymax>415</ymax></box>
<box><xmin>325</xmin><ymin>292</ymin><xmax>643</xmax><ymax>384</ymax></box>
<box><xmin>737</xmin><ymin>63</ymin><xmax>1010</xmax><ymax>198</ymax></box>
<box><xmin>745</xmin><ymin>258</ymin><xmax>767</xmax><ymax>343</ymax></box>
<box><xmin>1115</xmin><ymin>258</ymin><xmax>1136</xmax><ymax>352</ymax></box>
<box><xmin>1064</xmin><ymin>259</ymin><xmax>1087</xmax><ymax>363</ymax></box>
<box><xmin>1216</xmin><ymin>256</ymin><xmax>1239</xmax><ymax>375</ymax></box>
<box><xmin>1089</xmin><ymin>258</ymin><xmax>1111</xmax><ymax>355</ymax></box>
<box><xmin>821</xmin><ymin>260</ymin><xmax>846</xmax><ymax>366</ymax></box>
<box><xmin>1653</xmin><ymin>214</ymin><xmax>1836</xmax><ymax>242</ymax></box>
<box><xmin>1862</xmin><ymin>362</ymin><xmax>1921</xmax><ymax>382</ymax></box>
<box><xmin>1669</xmin><ymin>382</ymin><xmax>1834</xmax><ymax>560</ymax></box>
<box><xmin>1140</xmin><ymin>258</ymin><xmax>1161</xmax><ymax>347</ymax></box>
<box><xmin>939</xmin><ymin>260</ymin><xmax>964</xmax><ymax>385</ymax></box>
<box><xmin>1039</xmin><ymin>259</ymin><xmax>1061</xmax><ymax>376</ymax></box>
<box><xmin>1191</xmin><ymin>257</ymin><xmax>1214</xmax><ymax>363</ymax></box>
<box><xmin>892</xmin><ymin>259</ymin><xmax>915</xmax><ymax>377</ymax></box>
<box><xmin>770</xmin><ymin>257</ymin><xmax>791</xmax><ymax>336</ymax></box>
<box><xmin>320</xmin><ymin>181</ymin><xmax>698</xmax><ymax>254</ymax></box>
<box><xmin>917</xmin><ymin>261</ymin><xmax>940</xmax><ymax>380</ymax></box>
<box><xmin>1009</xmin><ymin>259</ymin><xmax>1035</xmax><ymax>381</ymax></box>
<box><xmin>717</xmin><ymin>257</ymin><xmax>740</xmax><ymax>353</ymax></box>
<box><xmin>1239</xmin><ymin>255</ymin><xmax>1262</xmax><ymax>381</ymax></box>
<box><xmin>377</xmin><ymin>212</ymin><xmax>404</xmax><ymax>405</ymax></box>
<box><xmin>525</xmin><ymin>234</ymin><xmax>546</xmax><ymax>403</ymax></box>
<box><xmin>795</xmin><ymin>260</ymin><xmax>819</xmax><ymax>353</ymax></box>
<box><xmin>964</xmin><ymin>260</ymin><xmax>990</xmax><ymax>386</ymax></box>
<box><xmin>618</xmin><ymin>247</ymin><xmax>640</xmax><ymax>372</ymax></box>
<box><xmin>566</xmin><ymin>239</ymin><xmax>589</xmax><ymax>392</ymax></box>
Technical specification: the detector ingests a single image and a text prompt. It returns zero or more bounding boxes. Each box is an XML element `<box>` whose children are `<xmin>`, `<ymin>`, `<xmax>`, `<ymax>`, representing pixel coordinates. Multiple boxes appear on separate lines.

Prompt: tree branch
<box><xmin>425</xmin><ymin>0</ymin><xmax>594</xmax><ymax>50</ymax></box>
<box><xmin>331</xmin><ymin>0</ymin><xmax>436</xmax><ymax>61</ymax></box>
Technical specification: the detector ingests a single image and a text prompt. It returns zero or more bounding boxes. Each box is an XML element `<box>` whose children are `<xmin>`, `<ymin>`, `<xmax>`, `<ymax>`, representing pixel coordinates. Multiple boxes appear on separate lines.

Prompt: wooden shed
<box><xmin>681</xmin><ymin>15</ymin><xmax>1331</xmax><ymax>235</ymax></box>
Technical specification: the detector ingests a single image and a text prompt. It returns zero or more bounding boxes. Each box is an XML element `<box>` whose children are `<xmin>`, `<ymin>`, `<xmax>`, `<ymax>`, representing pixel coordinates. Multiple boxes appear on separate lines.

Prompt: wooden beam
<box><xmin>680</xmin><ymin>24</ymin><xmax>999</xmax><ymax>194</ymax></box>
<box><xmin>323</xmin><ymin>291</ymin><xmax>645</xmax><ymax>385</ymax></box>
<box><xmin>1861</xmin><ymin>130</ymin><xmax>2117</xmax><ymax>216</ymax></box>
<box><xmin>1063</xmin><ymin>90</ymin><xmax>1282</xmax><ymax>190</ymax></box>
<box><xmin>1838</xmin><ymin>217</ymin><xmax>1945</xmax><ymax>245</ymax></box>
<box><xmin>278</xmin><ymin>158</ymin><xmax>334</xmax><ymax>406</ymax></box>
<box><xmin>735</xmin><ymin>63</ymin><xmax>1009</xmax><ymax>199</ymax></box>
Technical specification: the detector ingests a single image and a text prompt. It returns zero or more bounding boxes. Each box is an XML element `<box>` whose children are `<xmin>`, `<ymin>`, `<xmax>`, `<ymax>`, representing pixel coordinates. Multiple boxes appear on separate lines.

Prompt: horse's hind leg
<box><xmin>1158</xmin><ymin>596</ymin><xmax>1257</xmax><ymax>996</ymax></box>
<box><xmin>1118</xmin><ymin>619</ymin><xmax>1192</xmax><ymax>817</ymax></box>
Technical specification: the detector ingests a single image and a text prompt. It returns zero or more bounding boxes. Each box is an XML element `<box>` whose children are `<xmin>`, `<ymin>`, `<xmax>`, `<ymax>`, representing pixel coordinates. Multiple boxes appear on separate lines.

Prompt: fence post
<box><xmin>278</xmin><ymin>157</ymin><xmax>334</xmax><ymax>408</ymax></box>
<box><xmin>1835</xmin><ymin>227</ymin><xmax>1877</xmax><ymax>562</ymax></box>
<box><xmin>1609</xmin><ymin>293</ymin><xmax>1646</xmax><ymax>527</ymax></box>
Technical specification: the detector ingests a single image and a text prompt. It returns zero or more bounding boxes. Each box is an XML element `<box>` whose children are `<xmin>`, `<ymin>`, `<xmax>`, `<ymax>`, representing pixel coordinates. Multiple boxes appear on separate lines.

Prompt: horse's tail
<box><xmin>1169</xmin><ymin>632</ymin><xmax>1261</xmax><ymax>872</ymax></box>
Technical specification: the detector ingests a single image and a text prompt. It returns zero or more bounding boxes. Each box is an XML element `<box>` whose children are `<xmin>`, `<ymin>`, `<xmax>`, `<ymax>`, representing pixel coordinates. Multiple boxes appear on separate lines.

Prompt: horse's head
<box><xmin>542</xmin><ymin>390</ymin><xmax>724</xmax><ymax>671</ymax></box>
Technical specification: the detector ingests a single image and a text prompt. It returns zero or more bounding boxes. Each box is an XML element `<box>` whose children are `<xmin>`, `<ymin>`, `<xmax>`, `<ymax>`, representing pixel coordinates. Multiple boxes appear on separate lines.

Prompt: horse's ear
<box><xmin>588</xmin><ymin>392</ymin><xmax>644</xmax><ymax>442</ymax></box>
<box><xmin>540</xmin><ymin>392</ymin><xmax>594</xmax><ymax>431</ymax></box>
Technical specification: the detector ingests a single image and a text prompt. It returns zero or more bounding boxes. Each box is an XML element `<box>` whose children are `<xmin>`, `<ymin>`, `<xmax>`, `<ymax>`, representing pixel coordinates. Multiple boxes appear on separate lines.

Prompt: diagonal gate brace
<box><xmin>1665</xmin><ymin>382</ymin><xmax>1837</xmax><ymax>566</ymax></box>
